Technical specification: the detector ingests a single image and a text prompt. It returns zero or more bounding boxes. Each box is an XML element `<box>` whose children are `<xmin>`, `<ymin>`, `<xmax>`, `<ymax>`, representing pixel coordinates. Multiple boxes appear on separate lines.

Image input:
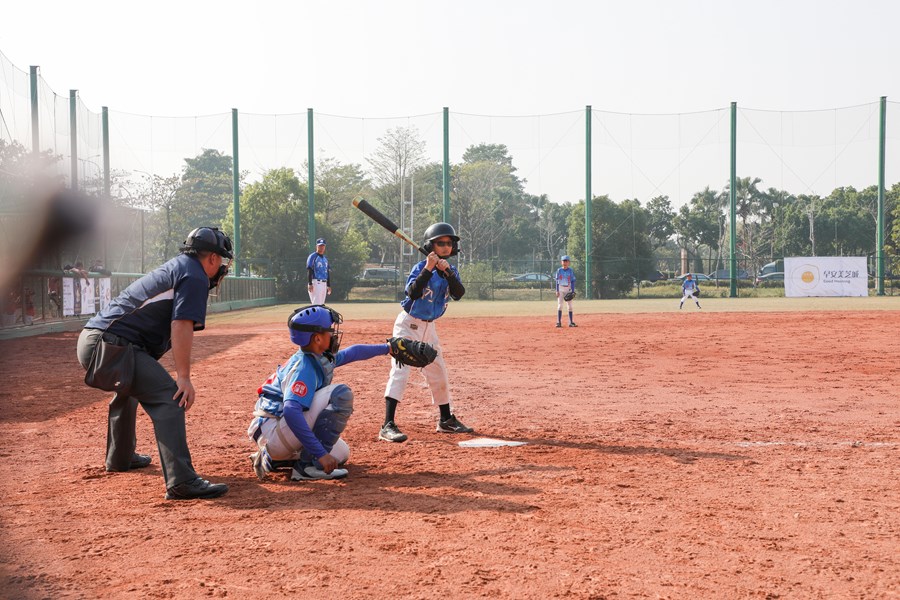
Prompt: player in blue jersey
<box><xmin>555</xmin><ymin>255</ymin><xmax>577</xmax><ymax>327</ymax></box>
<box><xmin>306</xmin><ymin>238</ymin><xmax>331</xmax><ymax>304</ymax></box>
<box><xmin>379</xmin><ymin>222</ymin><xmax>473</xmax><ymax>443</ymax></box>
<box><xmin>247</xmin><ymin>305</ymin><xmax>396</xmax><ymax>480</ymax></box>
<box><xmin>76</xmin><ymin>227</ymin><xmax>232</xmax><ymax>500</ymax></box>
<box><xmin>680</xmin><ymin>273</ymin><xmax>701</xmax><ymax>310</ymax></box>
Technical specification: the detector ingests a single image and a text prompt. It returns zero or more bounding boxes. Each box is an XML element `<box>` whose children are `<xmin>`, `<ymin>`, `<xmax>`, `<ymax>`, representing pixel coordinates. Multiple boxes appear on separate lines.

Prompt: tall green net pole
<box><xmin>443</xmin><ymin>107</ymin><xmax>450</xmax><ymax>223</ymax></box>
<box><xmin>231</xmin><ymin>108</ymin><xmax>241</xmax><ymax>275</ymax></box>
<box><xmin>102</xmin><ymin>106</ymin><xmax>110</xmax><ymax>266</ymax></box>
<box><xmin>876</xmin><ymin>96</ymin><xmax>886</xmax><ymax>296</ymax></box>
<box><xmin>29</xmin><ymin>66</ymin><xmax>39</xmax><ymax>154</ymax></box>
<box><xmin>69</xmin><ymin>90</ymin><xmax>78</xmax><ymax>191</ymax></box>
<box><xmin>585</xmin><ymin>105</ymin><xmax>592</xmax><ymax>299</ymax></box>
<box><xmin>308</xmin><ymin>108</ymin><xmax>316</xmax><ymax>253</ymax></box>
<box><xmin>729</xmin><ymin>102</ymin><xmax>737</xmax><ymax>298</ymax></box>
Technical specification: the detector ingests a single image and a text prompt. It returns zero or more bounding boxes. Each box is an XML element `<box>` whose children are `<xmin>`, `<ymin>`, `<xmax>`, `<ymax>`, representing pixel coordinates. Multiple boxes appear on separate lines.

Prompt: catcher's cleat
<box><xmin>437</xmin><ymin>415</ymin><xmax>474</xmax><ymax>434</ymax></box>
<box><xmin>569</xmin><ymin>322</ymin><xmax>577</xmax><ymax>327</ymax></box>
<box><xmin>379</xmin><ymin>421</ymin><xmax>408</xmax><ymax>443</ymax></box>
<box><xmin>249</xmin><ymin>450</ymin><xmax>268</xmax><ymax>481</ymax></box>
<box><xmin>290</xmin><ymin>463</ymin><xmax>348</xmax><ymax>481</ymax></box>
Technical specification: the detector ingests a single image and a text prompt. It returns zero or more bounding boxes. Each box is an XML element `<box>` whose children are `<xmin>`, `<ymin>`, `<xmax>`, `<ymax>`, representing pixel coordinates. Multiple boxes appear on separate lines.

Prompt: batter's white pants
<box><xmin>247</xmin><ymin>384</ymin><xmax>350</xmax><ymax>464</ymax></box>
<box><xmin>308</xmin><ymin>280</ymin><xmax>328</xmax><ymax>305</ymax></box>
<box><xmin>384</xmin><ymin>311</ymin><xmax>451</xmax><ymax>406</ymax></box>
<box><xmin>556</xmin><ymin>285</ymin><xmax>574</xmax><ymax>311</ymax></box>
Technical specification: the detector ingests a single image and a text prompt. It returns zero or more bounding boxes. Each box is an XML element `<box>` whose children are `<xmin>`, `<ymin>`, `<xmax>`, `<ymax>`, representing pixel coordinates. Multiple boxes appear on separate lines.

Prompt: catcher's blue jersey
<box><xmin>555</xmin><ymin>267</ymin><xmax>576</xmax><ymax>291</ymax></box>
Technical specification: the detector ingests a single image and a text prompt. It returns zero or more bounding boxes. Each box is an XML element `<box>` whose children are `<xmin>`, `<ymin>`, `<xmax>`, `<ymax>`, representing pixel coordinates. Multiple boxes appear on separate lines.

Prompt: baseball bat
<box><xmin>352</xmin><ymin>198</ymin><xmax>428</xmax><ymax>257</ymax></box>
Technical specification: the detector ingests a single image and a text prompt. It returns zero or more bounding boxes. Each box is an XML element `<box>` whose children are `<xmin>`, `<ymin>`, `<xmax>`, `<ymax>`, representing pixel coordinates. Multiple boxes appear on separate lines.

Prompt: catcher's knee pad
<box><xmin>308</xmin><ymin>385</ymin><xmax>353</xmax><ymax>455</ymax></box>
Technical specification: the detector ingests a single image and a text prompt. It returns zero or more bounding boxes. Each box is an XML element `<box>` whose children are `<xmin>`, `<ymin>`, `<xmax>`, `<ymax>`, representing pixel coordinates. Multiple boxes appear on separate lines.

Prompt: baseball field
<box><xmin>0</xmin><ymin>298</ymin><xmax>898</xmax><ymax>599</ymax></box>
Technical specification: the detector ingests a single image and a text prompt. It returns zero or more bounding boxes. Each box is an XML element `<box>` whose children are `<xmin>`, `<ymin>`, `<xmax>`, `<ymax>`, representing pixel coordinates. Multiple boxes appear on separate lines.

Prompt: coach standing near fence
<box><xmin>76</xmin><ymin>227</ymin><xmax>233</xmax><ymax>500</ymax></box>
<box><xmin>307</xmin><ymin>238</ymin><xmax>331</xmax><ymax>304</ymax></box>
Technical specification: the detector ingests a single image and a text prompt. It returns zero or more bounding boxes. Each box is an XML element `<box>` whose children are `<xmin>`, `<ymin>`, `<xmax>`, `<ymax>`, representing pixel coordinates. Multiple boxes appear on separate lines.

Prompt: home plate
<box><xmin>458</xmin><ymin>437</ymin><xmax>527</xmax><ymax>448</ymax></box>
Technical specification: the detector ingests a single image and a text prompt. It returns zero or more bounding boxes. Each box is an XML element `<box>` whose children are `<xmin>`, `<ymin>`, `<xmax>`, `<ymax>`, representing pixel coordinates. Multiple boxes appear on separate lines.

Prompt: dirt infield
<box><xmin>1</xmin><ymin>301</ymin><xmax>898</xmax><ymax>598</ymax></box>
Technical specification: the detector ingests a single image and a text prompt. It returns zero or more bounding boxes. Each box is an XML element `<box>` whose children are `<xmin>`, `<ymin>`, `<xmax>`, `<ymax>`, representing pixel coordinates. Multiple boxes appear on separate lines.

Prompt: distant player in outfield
<box><xmin>680</xmin><ymin>273</ymin><xmax>701</xmax><ymax>310</ymax></box>
<box><xmin>379</xmin><ymin>222</ymin><xmax>473</xmax><ymax>443</ymax></box>
<box><xmin>555</xmin><ymin>255</ymin><xmax>577</xmax><ymax>327</ymax></box>
<box><xmin>306</xmin><ymin>238</ymin><xmax>331</xmax><ymax>304</ymax></box>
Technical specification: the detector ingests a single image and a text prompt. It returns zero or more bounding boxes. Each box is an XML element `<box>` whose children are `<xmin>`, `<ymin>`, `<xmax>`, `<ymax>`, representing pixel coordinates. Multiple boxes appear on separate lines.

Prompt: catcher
<box><xmin>246</xmin><ymin>304</ymin><xmax>436</xmax><ymax>481</ymax></box>
<box><xmin>379</xmin><ymin>222</ymin><xmax>473</xmax><ymax>443</ymax></box>
<box><xmin>555</xmin><ymin>255</ymin><xmax>578</xmax><ymax>327</ymax></box>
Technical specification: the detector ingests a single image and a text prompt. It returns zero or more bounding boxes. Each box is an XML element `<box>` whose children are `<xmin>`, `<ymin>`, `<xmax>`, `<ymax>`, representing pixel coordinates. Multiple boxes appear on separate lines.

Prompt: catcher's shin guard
<box><xmin>300</xmin><ymin>384</ymin><xmax>353</xmax><ymax>464</ymax></box>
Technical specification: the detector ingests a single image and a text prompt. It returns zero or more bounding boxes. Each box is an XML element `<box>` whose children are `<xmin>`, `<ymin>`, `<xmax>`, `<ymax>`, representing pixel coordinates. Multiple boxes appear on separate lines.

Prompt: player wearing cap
<box><xmin>306</xmin><ymin>238</ymin><xmax>331</xmax><ymax>305</ymax></box>
<box><xmin>555</xmin><ymin>255</ymin><xmax>577</xmax><ymax>327</ymax></box>
<box><xmin>680</xmin><ymin>273</ymin><xmax>701</xmax><ymax>310</ymax></box>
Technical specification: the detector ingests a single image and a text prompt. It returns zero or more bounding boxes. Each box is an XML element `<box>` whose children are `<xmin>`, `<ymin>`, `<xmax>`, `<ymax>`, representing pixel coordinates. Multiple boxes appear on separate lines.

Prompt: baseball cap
<box><xmin>316</xmin><ymin>238</ymin><xmax>326</xmax><ymax>246</ymax></box>
<box><xmin>561</xmin><ymin>255</ymin><xmax>570</xmax><ymax>261</ymax></box>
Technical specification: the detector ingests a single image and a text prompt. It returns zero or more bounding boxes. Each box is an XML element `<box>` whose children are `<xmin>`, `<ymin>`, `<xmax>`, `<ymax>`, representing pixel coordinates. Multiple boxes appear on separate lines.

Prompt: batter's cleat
<box><xmin>437</xmin><ymin>415</ymin><xmax>474</xmax><ymax>434</ymax></box>
<box><xmin>165</xmin><ymin>477</ymin><xmax>229</xmax><ymax>500</ymax></box>
<box><xmin>569</xmin><ymin>322</ymin><xmax>578</xmax><ymax>327</ymax></box>
<box><xmin>290</xmin><ymin>463</ymin><xmax>348</xmax><ymax>481</ymax></box>
<box><xmin>379</xmin><ymin>421</ymin><xmax>408</xmax><ymax>443</ymax></box>
<box><xmin>556</xmin><ymin>322</ymin><xmax>562</xmax><ymax>328</ymax></box>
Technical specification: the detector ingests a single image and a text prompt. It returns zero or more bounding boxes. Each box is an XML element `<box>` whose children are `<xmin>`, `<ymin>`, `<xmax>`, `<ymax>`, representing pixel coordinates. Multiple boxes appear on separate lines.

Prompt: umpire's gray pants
<box><xmin>77</xmin><ymin>329</ymin><xmax>198</xmax><ymax>489</ymax></box>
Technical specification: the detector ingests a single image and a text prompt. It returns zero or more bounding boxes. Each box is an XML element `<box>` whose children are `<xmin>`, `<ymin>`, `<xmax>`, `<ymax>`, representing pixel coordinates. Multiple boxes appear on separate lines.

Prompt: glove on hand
<box><xmin>563</xmin><ymin>291</ymin><xmax>576</xmax><ymax>302</ymax></box>
<box><xmin>387</xmin><ymin>337</ymin><xmax>438</xmax><ymax>368</ymax></box>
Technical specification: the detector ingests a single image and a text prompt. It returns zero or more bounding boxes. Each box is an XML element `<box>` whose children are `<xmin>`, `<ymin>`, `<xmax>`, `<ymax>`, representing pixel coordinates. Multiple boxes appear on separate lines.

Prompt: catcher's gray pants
<box><xmin>384</xmin><ymin>311</ymin><xmax>451</xmax><ymax>406</ymax></box>
<box><xmin>77</xmin><ymin>329</ymin><xmax>199</xmax><ymax>489</ymax></box>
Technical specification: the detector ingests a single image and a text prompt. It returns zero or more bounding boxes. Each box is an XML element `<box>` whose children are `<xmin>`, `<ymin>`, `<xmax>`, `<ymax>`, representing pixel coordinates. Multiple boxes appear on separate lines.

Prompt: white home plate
<box><xmin>458</xmin><ymin>437</ymin><xmax>527</xmax><ymax>448</ymax></box>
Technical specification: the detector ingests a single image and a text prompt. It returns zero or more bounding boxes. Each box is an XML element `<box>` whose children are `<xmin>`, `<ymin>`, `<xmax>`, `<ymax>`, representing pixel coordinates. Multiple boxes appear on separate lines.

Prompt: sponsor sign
<box><xmin>784</xmin><ymin>257</ymin><xmax>867</xmax><ymax>297</ymax></box>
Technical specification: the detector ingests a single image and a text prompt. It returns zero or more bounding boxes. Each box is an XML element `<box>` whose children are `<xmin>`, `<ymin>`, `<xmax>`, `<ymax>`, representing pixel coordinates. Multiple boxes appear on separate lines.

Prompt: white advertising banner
<box><xmin>62</xmin><ymin>277</ymin><xmax>75</xmax><ymax>316</ymax></box>
<box><xmin>98</xmin><ymin>278</ymin><xmax>112</xmax><ymax>311</ymax></box>
<box><xmin>784</xmin><ymin>257</ymin><xmax>868</xmax><ymax>297</ymax></box>
<box><xmin>79</xmin><ymin>279</ymin><xmax>96</xmax><ymax>315</ymax></box>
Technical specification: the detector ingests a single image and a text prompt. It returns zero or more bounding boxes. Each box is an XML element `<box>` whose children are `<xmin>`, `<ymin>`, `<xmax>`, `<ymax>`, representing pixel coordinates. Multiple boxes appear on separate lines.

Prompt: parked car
<box><xmin>758</xmin><ymin>260</ymin><xmax>784</xmax><ymax>278</ymax></box>
<box><xmin>356</xmin><ymin>267</ymin><xmax>401</xmax><ymax>283</ymax></box>
<box><xmin>755</xmin><ymin>272</ymin><xmax>785</xmax><ymax>285</ymax></box>
<box><xmin>644</xmin><ymin>270</ymin><xmax>668</xmax><ymax>282</ymax></box>
<box><xmin>676</xmin><ymin>273</ymin><xmax>712</xmax><ymax>282</ymax></box>
<box><xmin>708</xmin><ymin>269</ymin><xmax>750</xmax><ymax>280</ymax></box>
<box><xmin>510</xmin><ymin>273</ymin><xmax>552</xmax><ymax>282</ymax></box>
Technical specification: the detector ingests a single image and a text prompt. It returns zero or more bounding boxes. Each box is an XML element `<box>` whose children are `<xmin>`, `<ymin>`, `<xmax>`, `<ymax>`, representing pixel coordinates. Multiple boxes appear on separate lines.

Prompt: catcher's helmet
<box><xmin>181</xmin><ymin>227</ymin><xmax>234</xmax><ymax>259</ymax></box>
<box><xmin>288</xmin><ymin>305</ymin><xmax>343</xmax><ymax>351</ymax></box>
<box><xmin>422</xmin><ymin>222</ymin><xmax>460</xmax><ymax>256</ymax></box>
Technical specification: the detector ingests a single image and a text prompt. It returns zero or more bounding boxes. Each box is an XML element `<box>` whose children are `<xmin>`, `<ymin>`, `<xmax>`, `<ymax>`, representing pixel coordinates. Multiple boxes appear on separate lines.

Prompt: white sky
<box><xmin>2</xmin><ymin>0</ymin><xmax>899</xmax><ymax>205</ymax></box>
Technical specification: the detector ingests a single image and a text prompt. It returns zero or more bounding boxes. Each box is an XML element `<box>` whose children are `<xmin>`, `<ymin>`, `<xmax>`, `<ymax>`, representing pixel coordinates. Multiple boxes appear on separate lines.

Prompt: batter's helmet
<box><xmin>181</xmin><ymin>227</ymin><xmax>234</xmax><ymax>259</ymax></box>
<box><xmin>288</xmin><ymin>305</ymin><xmax>343</xmax><ymax>351</ymax></box>
<box><xmin>422</xmin><ymin>222</ymin><xmax>460</xmax><ymax>256</ymax></box>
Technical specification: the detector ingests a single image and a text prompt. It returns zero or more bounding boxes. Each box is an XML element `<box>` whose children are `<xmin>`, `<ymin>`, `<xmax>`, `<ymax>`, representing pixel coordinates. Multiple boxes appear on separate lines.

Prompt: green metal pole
<box><xmin>231</xmin><ymin>108</ymin><xmax>241</xmax><ymax>275</ymax></box>
<box><xmin>585</xmin><ymin>105</ymin><xmax>592</xmax><ymax>299</ymax></box>
<box><xmin>69</xmin><ymin>90</ymin><xmax>78</xmax><ymax>191</ymax></box>
<box><xmin>443</xmin><ymin>107</ymin><xmax>451</xmax><ymax>223</ymax></box>
<box><xmin>876</xmin><ymin>96</ymin><xmax>886</xmax><ymax>295</ymax></box>
<box><xmin>729</xmin><ymin>102</ymin><xmax>737</xmax><ymax>298</ymax></box>
<box><xmin>102</xmin><ymin>106</ymin><xmax>110</xmax><ymax>265</ymax></box>
<box><xmin>29</xmin><ymin>66</ymin><xmax>39</xmax><ymax>154</ymax></box>
<box><xmin>308</xmin><ymin>108</ymin><xmax>316</xmax><ymax>253</ymax></box>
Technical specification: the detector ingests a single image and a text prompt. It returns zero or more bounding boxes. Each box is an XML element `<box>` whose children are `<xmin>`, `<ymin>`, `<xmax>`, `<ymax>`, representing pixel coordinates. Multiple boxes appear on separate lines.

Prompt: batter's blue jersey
<box><xmin>556</xmin><ymin>267</ymin><xmax>576</xmax><ymax>291</ymax></box>
<box><xmin>400</xmin><ymin>260</ymin><xmax>460</xmax><ymax>321</ymax></box>
<box><xmin>85</xmin><ymin>253</ymin><xmax>209</xmax><ymax>358</ymax></box>
<box><xmin>306</xmin><ymin>252</ymin><xmax>330</xmax><ymax>280</ymax></box>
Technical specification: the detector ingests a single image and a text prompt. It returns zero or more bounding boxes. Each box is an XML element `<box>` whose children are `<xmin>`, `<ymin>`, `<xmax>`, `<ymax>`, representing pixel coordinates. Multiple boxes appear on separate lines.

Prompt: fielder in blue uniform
<box><xmin>247</xmin><ymin>305</ymin><xmax>392</xmax><ymax>481</ymax></box>
<box><xmin>680</xmin><ymin>273</ymin><xmax>702</xmax><ymax>310</ymax></box>
<box><xmin>76</xmin><ymin>227</ymin><xmax>233</xmax><ymax>500</ymax></box>
<box><xmin>379</xmin><ymin>222</ymin><xmax>473</xmax><ymax>443</ymax></box>
<box><xmin>555</xmin><ymin>255</ymin><xmax>577</xmax><ymax>327</ymax></box>
<box><xmin>306</xmin><ymin>238</ymin><xmax>331</xmax><ymax>304</ymax></box>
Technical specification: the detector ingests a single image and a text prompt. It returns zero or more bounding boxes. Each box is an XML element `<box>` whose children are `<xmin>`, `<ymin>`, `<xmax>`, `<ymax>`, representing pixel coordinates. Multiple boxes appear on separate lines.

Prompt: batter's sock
<box><xmin>384</xmin><ymin>397</ymin><xmax>399</xmax><ymax>425</ymax></box>
<box><xmin>439</xmin><ymin>403</ymin><xmax>452</xmax><ymax>421</ymax></box>
<box><xmin>557</xmin><ymin>310</ymin><xmax>562</xmax><ymax>325</ymax></box>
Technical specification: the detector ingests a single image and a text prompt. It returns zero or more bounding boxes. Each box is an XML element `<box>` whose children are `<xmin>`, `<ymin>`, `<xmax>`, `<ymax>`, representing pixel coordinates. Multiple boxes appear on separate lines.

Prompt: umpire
<box><xmin>76</xmin><ymin>227</ymin><xmax>232</xmax><ymax>500</ymax></box>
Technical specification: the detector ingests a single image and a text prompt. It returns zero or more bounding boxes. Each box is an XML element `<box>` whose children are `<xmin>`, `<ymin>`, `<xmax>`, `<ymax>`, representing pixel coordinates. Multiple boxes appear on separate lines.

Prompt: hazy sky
<box><xmin>3</xmin><ymin>0</ymin><xmax>898</xmax><ymax>116</ymax></box>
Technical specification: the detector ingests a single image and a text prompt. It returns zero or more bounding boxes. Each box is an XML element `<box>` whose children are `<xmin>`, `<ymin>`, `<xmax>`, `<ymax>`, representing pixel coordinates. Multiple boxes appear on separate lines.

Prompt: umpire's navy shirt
<box><xmin>85</xmin><ymin>254</ymin><xmax>210</xmax><ymax>358</ymax></box>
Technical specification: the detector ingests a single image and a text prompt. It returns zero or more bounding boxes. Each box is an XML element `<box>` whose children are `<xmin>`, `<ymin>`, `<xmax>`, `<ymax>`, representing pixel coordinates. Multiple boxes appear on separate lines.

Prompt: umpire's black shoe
<box><xmin>106</xmin><ymin>453</ymin><xmax>152</xmax><ymax>472</ymax></box>
<box><xmin>165</xmin><ymin>477</ymin><xmax>229</xmax><ymax>500</ymax></box>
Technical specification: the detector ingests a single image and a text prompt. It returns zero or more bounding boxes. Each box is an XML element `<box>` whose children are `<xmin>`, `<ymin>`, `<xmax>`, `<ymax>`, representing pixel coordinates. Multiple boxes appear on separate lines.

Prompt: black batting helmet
<box><xmin>422</xmin><ymin>222</ymin><xmax>460</xmax><ymax>256</ymax></box>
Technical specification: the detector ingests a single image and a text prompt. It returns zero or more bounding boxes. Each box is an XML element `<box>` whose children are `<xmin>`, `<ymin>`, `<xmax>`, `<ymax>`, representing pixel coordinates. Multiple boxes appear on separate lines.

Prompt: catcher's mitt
<box><xmin>563</xmin><ymin>291</ymin><xmax>576</xmax><ymax>302</ymax></box>
<box><xmin>387</xmin><ymin>337</ymin><xmax>438</xmax><ymax>368</ymax></box>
